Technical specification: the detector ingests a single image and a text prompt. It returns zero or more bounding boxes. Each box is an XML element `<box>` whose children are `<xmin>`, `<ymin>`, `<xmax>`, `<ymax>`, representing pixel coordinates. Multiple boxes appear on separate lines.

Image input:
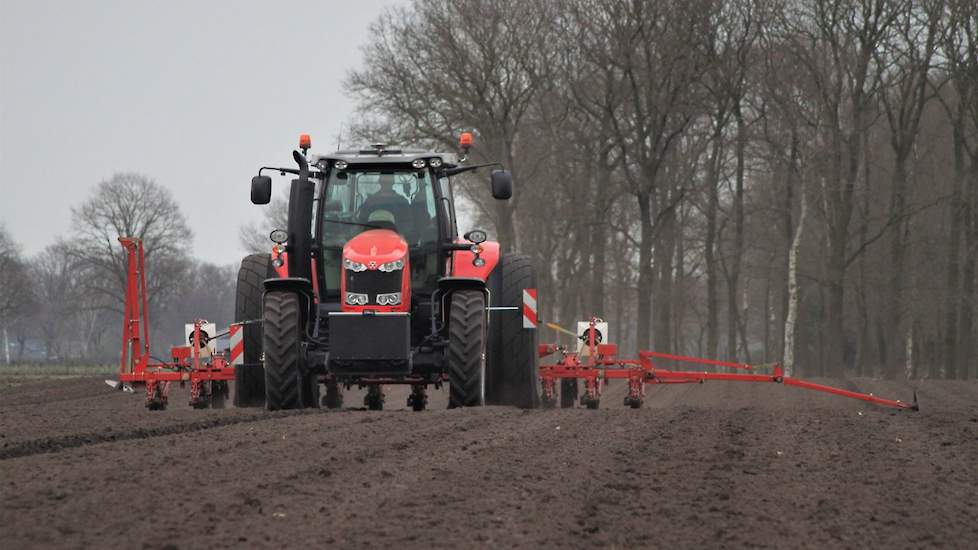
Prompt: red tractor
<box><xmin>233</xmin><ymin>135</ymin><xmax>539</xmax><ymax>411</ymax></box>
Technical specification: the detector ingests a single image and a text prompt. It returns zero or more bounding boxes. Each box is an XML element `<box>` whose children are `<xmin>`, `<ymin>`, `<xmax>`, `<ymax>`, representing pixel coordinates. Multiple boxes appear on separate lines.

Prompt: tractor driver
<box><xmin>358</xmin><ymin>173</ymin><xmax>412</xmax><ymax>232</ymax></box>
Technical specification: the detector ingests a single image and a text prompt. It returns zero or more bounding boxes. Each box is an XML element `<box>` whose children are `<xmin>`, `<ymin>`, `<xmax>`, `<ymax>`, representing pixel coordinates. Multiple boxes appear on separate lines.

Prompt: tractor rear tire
<box><xmin>487</xmin><ymin>254</ymin><xmax>540</xmax><ymax>408</ymax></box>
<box><xmin>262</xmin><ymin>291</ymin><xmax>307</xmax><ymax>411</ymax></box>
<box><xmin>448</xmin><ymin>290</ymin><xmax>487</xmax><ymax>408</ymax></box>
<box><xmin>234</xmin><ymin>253</ymin><xmax>273</xmax><ymax>408</ymax></box>
<box><xmin>560</xmin><ymin>379</ymin><xmax>578</xmax><ymax>408</ymax></box>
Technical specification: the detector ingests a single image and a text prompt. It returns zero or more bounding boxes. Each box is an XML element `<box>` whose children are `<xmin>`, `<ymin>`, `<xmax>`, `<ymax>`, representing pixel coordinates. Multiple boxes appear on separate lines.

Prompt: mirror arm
<box><xmin>259</xmin><ymin>166</ymin><xmax>326</xmax><ymax>179</ymax></box>
<box><xmin>259</xmin><ymin>166</ymin><xmax>300</xmax><ymax>177</ymax></box>
<box><xmin>439</xmin><ymin>162</ymin><xmax>502</xmax><ymax>178</ymax></box>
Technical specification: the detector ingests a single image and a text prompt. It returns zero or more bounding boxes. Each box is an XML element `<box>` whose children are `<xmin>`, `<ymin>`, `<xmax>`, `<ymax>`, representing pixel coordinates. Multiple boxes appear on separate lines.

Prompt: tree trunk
<box><xmin>636</xmin><ymin>191</ymin><xmax>654</xmax><ymax>350</ymax></box>
<box><xmin>705</xmin><ymin>129</ymin><xmax>722</xmax><ymax>360</ymax></box>
<box><xmin>885</xmin><ymin>156</ymin><xmax>910</xmax><ymax>378</ymax></box>
<box><xmin>496</xmin><ymin>140</ymin><xmax>519</xmax><ymax>253</ymax></box>
<box><xmin>943</xmin><ymin>127</ymin><xmax>965</xmax><ymax>379</ymax></box>
<box><xmin>590</xmin><ymin>174</ymin><xmax>607</xmax><ymax>317</ymax></box>
<box><xmin>764</xmin><ymin>258</ymin><xmax>772</xmax><ymax>362</ymax></box>
<box><xmin>726</xmin><ymin>106</ymin><xmax>747</xmax><ymax>362</ymax></box>
<box><xmin>783</xmin><ymin>183</ymin><xmax>807</xmax><ymax>377</ymax></box>
<box><xmin>959</xmin><ymin>162</ymin><xmax>978</xmax><ymax>379</ymax></box>
<box><xmin>674</xmin><ymin>210</ymin><xmax>686</xmax><ymax>354</ymax></box>
<box><xmin>856</xmin><ymin>129</ymin><xmax>872</xmax><ymax>377</ymax></box>
<box><xmin>653</xmin><ymin>193</ymin><xmax>675</xmax><ymax>353</ymax></box>
<box><xmin>823</xmin><ymin>124</ymin><xmax>860</xmax><ymax>378</ymax></box>
<box><xmin>779</xmin><ymin>132</ymin><xmax>797</xmax><ymax>362</ymax></box>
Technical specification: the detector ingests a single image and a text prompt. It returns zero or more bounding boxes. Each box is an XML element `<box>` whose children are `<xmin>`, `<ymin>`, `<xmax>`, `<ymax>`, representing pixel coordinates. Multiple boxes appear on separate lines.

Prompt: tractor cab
<box><xmin>313</xmin><ymin>151</ymin><xmax>460</xmax><ymax>312</ymax></box>
<box><xmin>236</xmin><ymin>134</ymin><xmax>538</xmax><ymax>412</ymax></box>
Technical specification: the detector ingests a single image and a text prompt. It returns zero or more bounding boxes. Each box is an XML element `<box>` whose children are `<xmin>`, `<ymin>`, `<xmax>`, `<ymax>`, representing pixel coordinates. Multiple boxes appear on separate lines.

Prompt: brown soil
<box><xmin>1</xmin><ymin>376</ymin><xmax>976</xmax><ymax>548</ymax></box>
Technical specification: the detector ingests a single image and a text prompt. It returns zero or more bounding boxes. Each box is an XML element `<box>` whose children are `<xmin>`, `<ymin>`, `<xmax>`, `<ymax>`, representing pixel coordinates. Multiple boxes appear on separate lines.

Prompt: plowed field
<box><xmin>2</xmin><ymin>376</ymin><xmax>976</xmax><ymax>548</ymax></box>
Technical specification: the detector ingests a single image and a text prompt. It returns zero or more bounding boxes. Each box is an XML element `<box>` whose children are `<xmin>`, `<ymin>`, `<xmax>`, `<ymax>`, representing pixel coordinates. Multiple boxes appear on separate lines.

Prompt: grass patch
<box><xmin>0</xmin><ymin>364</ymin><xmax>117</xmax><ymax>389</ymax></box>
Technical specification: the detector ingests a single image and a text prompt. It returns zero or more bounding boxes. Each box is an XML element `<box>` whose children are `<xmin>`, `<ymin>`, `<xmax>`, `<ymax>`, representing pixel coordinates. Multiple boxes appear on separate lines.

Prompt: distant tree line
<box><xmin>346</xmin><ymin>0</ymin><xmax>978</xmax><ymax>379</ymax></box>
<box><xmin>0</xmin><ymin>174</ymin><xmax>234</xmax><ymax>364</ymax></box>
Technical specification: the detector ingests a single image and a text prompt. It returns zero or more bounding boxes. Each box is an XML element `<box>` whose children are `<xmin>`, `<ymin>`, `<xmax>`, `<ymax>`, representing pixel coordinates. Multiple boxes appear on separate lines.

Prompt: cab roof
<box><xmin>311</xmin><ymin>146</ymin><xmax>453</xmax><ymax>167</ymax></box>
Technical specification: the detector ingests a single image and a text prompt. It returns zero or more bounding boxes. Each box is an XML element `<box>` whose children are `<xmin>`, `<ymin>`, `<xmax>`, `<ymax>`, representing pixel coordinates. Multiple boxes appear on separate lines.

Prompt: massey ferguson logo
<box><xmin>368</xmin><ymin>261</ymin><xmax>378</xmax><ymax>270</ymax></box>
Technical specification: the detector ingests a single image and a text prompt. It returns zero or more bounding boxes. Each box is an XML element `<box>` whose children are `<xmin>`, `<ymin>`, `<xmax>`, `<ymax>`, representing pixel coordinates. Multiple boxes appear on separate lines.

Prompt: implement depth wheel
<box><xmin>263</xmin><ymin>291</ymin><xmax>315</xmax><ymax>411</ymax></box>
<box><xmin>560</xmin><ymin>379</ymin><xmax>578</xmax><ymax>408</ymax></box>
<box><xmin>448</xmin><ymin>290</ymin><xmax>487</xmax><ymax>408</ymax></box>
<box><xmin>211</xmin><ymin>381</ymin><xmax>228</xmax><ymax>409</ymax></box>
<box><xmin>322</xmin><ymin>381</ymin><xmax>344</xmax><ymax>409</ymax></box>
<box><xmin>364</xmin><ymin>385</ymin><xmax>385</xmax><ymax>411</ymax></box>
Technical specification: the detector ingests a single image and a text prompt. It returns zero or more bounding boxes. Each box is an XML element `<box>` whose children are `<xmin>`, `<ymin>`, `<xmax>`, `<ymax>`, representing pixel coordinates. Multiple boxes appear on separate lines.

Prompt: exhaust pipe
<box><xmin>287</xmin><ymin>150</ymin><xmax>314</xmax><ymax>282</ymax></box>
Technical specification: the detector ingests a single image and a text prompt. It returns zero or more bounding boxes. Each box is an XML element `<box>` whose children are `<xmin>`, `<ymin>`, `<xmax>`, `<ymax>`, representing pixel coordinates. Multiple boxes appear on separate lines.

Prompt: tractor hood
<box><xmin>343</xmin><ymin>229</ymin><xmax>408</xmax><ymax>265</ymax></box>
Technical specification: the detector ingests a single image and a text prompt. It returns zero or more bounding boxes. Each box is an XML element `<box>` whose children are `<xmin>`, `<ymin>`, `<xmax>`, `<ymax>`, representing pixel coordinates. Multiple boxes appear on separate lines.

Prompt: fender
<box><xmin>263</xmin><ymin>276</ymin><xmax>314</xmax><ymax>297</ymax></box>
<box><xmin>435</xmin><ymin>277</ymin><xmax>489</xmax><ymax>334</ymax></box>
<box><xmin>451</xmin><ymin>241</ymin><xmax>500</xmax><ymax>281</ymax></box>
<box><xmin>437</xmin><ymin>276</ymin><xmax>488</xmax><ymax>295</ymax></box>
<box><xmin>269</xmin><ymin>249</ymin><xmax>319</xmax><ymax>303</ymax></box>
<box><xmin>263</xmin><ymin>277</ymin><xmax>316</xmax><ymax>332</ymax></box>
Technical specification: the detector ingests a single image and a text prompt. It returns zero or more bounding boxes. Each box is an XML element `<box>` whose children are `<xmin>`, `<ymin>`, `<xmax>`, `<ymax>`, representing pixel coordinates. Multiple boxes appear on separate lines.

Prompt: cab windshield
<box><xmin>319</xmin><ymin>168</ymin><xmax>441</xmax><ymax>296</ymax></box>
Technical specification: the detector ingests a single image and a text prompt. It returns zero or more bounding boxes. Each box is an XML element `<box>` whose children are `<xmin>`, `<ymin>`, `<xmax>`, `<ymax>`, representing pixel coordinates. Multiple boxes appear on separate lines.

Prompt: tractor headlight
<box><xmin>429</xmin><ymin>157</ymin><xmax>443</xmax><ymax>168</ymax></box>
<box><xmin>412</xmin><ymin>159</ymin><xmax>426</xmax><ymax>169</ymax></box>
<box><xmin>376</xmin><ymin>292</ymin><xmax>402</xmax><ymax>306</ymax></box>
<box><xmin>378</xmin><ymin>258</ymin><xmax>404</xmax><ymax>272</ymax></box>
<box><xmin>334</xmin><ymin>160</ymin><xmax>348</xmax><ymax>170</ymax></box>
<box><xmin>344</xmin><ymin>258</ymin><xmax>367</xmax><ymax>272</ymax></box>
<box><xmin>345</xmin><ymin>292</ymin><xmax>368</xmax><ymax>306</ymax></box>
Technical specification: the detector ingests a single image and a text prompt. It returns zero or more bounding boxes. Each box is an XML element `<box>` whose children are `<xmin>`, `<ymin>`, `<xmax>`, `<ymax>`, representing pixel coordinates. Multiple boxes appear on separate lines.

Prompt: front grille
<box><xmin>346</xmin><ymin>269</ymin><xmax>401</xmax><ymax>304</ymax></box>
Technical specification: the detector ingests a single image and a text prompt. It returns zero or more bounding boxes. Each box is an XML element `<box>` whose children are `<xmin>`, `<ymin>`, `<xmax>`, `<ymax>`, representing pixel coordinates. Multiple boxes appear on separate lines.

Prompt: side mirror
<box><xmin>251</xmin><ymin>175</ymin><xmax>272</xmax><ymax>204</ymax></box>
<box><xmin>490</xmin><ymin>170</ymin><xmax>513</xmax><ymax>200</ymax></box>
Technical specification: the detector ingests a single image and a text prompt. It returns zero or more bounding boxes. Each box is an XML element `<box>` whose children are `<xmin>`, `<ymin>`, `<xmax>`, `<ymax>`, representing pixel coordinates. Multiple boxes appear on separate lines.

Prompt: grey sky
<box><xmin>1</xmin><ymin>0</ymin><xmax>402</xmax><ymax>265</ymax></box>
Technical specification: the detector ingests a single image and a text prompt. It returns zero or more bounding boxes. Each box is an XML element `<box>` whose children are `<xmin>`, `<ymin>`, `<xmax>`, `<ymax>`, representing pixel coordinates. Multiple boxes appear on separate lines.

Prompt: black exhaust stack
<box><xmin>287</xmin><ymin>150</ymin><xmax>314</xmax><ymax>282</ymax></box>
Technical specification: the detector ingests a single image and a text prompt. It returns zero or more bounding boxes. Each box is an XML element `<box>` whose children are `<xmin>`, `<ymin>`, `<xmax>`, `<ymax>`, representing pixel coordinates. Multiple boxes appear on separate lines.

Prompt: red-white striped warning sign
<box><xmin>522</xmin><ymin>288</ymin><xmax>537</xmax><ymax>329</ymax></box>
<box><xmin>229</xmin><ymin>323</ymin><xmax>244</xmax><ymax>365</ymax></box>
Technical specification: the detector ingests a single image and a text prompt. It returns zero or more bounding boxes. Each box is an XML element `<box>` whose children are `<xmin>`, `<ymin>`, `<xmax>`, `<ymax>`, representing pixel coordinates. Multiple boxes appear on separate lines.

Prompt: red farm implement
<box><xmin>107</xmin><ymin>237</ymin><xmax>240</xmax><ymax>410</ymax></box>
<box><xmin>538</xmin><ymin>318</ymin><xmax>917</xmax><ymax>411</ymax></box>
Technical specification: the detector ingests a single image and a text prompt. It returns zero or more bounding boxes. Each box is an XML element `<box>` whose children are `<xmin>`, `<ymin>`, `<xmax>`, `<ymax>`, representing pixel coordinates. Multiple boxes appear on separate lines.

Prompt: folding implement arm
<box><xmin>640</xmin><ymin>354</ymin><xmax>916</xmax><ymax>411</ymax></box>
<box><xmin>538</xmin><ymin>319</ymin><xmax>917</xmax><ymax>411</ymax></box>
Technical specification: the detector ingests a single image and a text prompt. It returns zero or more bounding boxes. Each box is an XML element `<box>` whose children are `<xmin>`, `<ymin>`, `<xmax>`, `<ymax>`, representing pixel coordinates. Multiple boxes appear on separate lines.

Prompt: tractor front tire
<box><xmin>448</xmin><ymin>290</ymin><xmax>487</xmax><ymax>408</ymax></box>
<box><xmin>234</xmin><ymin>253</ymin><xmax>273</xmax><ymax>407</ymax></box>
<box><xmin>487</xmin><ymin>254</ymin><xmax>540</xmax><ymax>408</ymax></box>
<box><xmin>262</xmin><ymin>291</ymin><xmax>308</xmax><ymax>411</ymax></box>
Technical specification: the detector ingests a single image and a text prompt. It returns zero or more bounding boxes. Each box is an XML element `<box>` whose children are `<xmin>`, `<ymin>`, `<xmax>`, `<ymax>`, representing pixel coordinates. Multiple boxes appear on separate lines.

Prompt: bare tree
<box><xmin>346</xmin><ymin>0</ymin><xmax>557</xmax><ymax>252</ymax></box>
<box><xmin>573</xmin><ymin>0</ymin><xmax>709</xmax><ymax>351</ymax></box>
<box><xmin>68</xmin><ymin>173</ymin><xmax>193</xmax><ymax>321</ymax></box>
<box><xmin>0</xmin><ymin>224</ymin><xmax>34</xmax><ymax>362</ymax></box>
<box><xmin>935</xmin><ymin>0</ymin><xmax>978</xmax><ymax>379</ymax></box>
<box><xmin>239</xmin><ymin>189</ymin><xmax>289</xmax><ymax>254</ymax></box>
<box><xmin>0</xmin><ymin>225</ymin><xmax>33</xmax><ymax>322</ymax></box>
<box><xmin>27</xmin><ymin>241</ymin><xmax>86</xmax><ymax>361</ymax></box>
<box><xmin>876</xmin><ymin>0</ymin><xmax>942</xmax><ymax>378</ymax></box>
<box><xmin>783</xmin><ymin>176</ymin><xmax>809</xmax><ymax>376</ymax></box>
<box><xmin>339</xmin><ymin>0</ymin><xmax>972</xmax><ymax>379</ymax></box>
<box><xmin>774</xmin><ymin>0</ymin><xmax>901</xmax><ymax>377</ymax></box>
